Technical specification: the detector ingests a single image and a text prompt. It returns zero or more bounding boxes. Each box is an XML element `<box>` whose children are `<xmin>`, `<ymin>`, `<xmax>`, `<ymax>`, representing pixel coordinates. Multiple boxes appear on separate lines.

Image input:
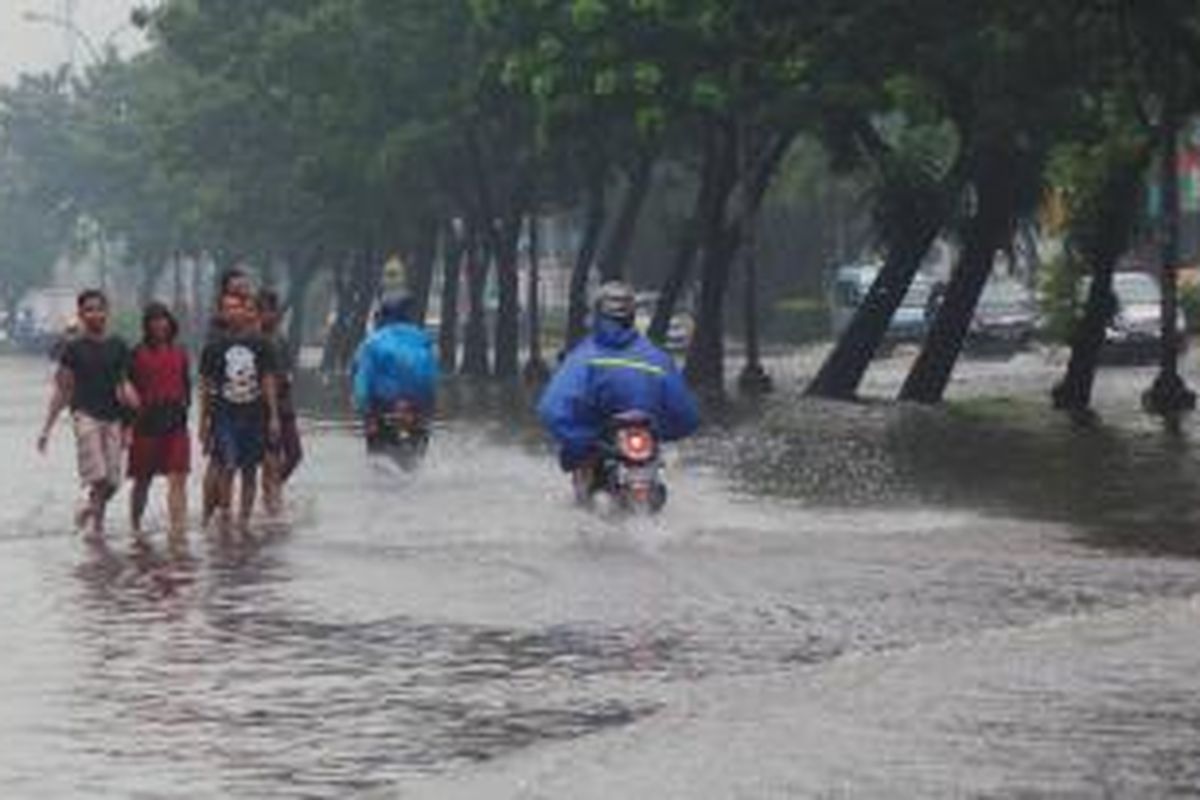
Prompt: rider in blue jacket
<box><xmin>351</xmin><ymin>293</ymin><xmax>438</xmax><ymax>423</ymax></box>
<box><xmin>538</xmin><ymin>281</ymin><xmax>700</xmax><ymax>473</ymax></box>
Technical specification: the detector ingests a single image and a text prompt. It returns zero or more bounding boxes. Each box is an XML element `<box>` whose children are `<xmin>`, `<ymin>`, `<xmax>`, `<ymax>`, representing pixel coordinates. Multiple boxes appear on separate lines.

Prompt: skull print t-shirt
<box><xmin>200</xmin><ymin>333</ymin><xmax>278</xmax><ymax>418</ymax></box>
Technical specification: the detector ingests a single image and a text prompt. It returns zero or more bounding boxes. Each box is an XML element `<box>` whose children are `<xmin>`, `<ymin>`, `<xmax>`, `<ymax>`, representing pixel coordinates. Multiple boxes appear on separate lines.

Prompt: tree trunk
<box><xmin>566</xmin><ymin>166</ymin><xmax>608</xmax><ymax>349</ymax></box>
<box><xmin>683</xmin><ymin>123</ymin><xmax>790</xmax><ymax>400</ymax></box>
<box><xmin>523</xmin><ymin>213</ymin><xmax>550</xmax><ymax>385</ymax></box>
<box><xmin>900</xmin><ymin>151</ymin><xmax>1020</xmax><ymax>403</ymax></box>
<box><xmin>137</xmin><ymin>255</ymin><xmax>161</xmax><ymax>307</ymax></box>
<box><xmin>737</xmin><ymin>217</ymin><xmax>771</xmax><ymax>394</ymax></box>
<box><xmin>284</xmin><ymin>247</ymin><xmax>323</xmax><ymax>363</ymax></box>
<box><xmin>492</xmin><ymin>214</ymin><xmax>523</xmax><ymax>379</ymax></box>
<box><xmin>684</xmin><ymin>228</ymin><xmax>739</xmax><ymax>398</ymax></box>
<box><xmin>648</xmin><ymin>234</ymin><xmax>700</xmax><ymax>346</ymax></box>
<box><xmin>461</xmin><ymin>225</ymin><xmax>492</xmax><ymax>377</ymax></box>
<box><xmin>596</xmin><ymin>149</ymin><xmax>656</xmax><ymax>282</ymax></box>
<box><xmin>1052</xmin><ymin>263</ymin><xmax>1116</xmax><ymax>411</ymax></box>
<box><xmin>733</xmin><ymin>131</ymin><xmax>794</xmax><ymax>395</ymax></box>
<box><xmin>683</xmin><ymin>123</ymin><xmax>742</xmax><ymax>397</ymax></box>
<box><xmin>1143</xmin><ymin>119</ymin><xmax>1197</xmax><ymax>414</ymax></box>
<box><xmin>438</xmin><ymin>221</ymin><xmax>465</xmax><ymax>373</ymax></box>
<box><xmin>649</xmin><ymin>132</ymin><xmax>720</xmax><ymax>344</ymax></box>
<box><xmin>806</xmin><ymin>221</ymin><xmax>942</xmax><ymax>399</ymax></box>
<box><xmin>1052</xmin><ymin>155</ymin><xmax>1146</xmax><ymax>412</ymax></box>
<box><xmin>321</xmin><ymin>253</ymin><xmax>351</xmax><ymax>372</ymax></box>
<box><xmin>322</xmin><ymin>247</ymin><xmax>379</xmax><ymax>373</ymax></box>
<box><xmin>409</xmin><ymin>217</ymin><xmax>439</xmax><ymax>326</ymax></box>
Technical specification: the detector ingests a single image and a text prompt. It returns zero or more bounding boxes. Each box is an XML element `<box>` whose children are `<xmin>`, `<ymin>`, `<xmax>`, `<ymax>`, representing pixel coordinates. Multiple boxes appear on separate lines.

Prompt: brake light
<box><xmin>618</xmin><ymin>427</ymin><xmax>655</xmax><ymax>462</ymax></box>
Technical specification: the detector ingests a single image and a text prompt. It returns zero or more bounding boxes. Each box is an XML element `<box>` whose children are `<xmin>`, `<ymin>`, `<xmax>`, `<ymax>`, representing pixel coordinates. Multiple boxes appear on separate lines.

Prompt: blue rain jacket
<box><xmin>537</xmin><ymin>318</ymin><xmax>700</xmax><ymax>469</ymax></box>
<box><xmin>351</xmin><ymin>322</ymin><xmax>438</xmax><ymax>414</ymax></box>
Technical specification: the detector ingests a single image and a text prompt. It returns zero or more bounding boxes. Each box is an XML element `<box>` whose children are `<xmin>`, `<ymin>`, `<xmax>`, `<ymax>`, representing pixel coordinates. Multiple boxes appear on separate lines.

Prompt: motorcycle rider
<box><xmin>351</xmin><ymin>293</ymin><xmax>438</xmax><ymax>453</ymax></box>
<box><xmin>537</xmin><ymin>280</ymin><xmax>699</xmax><ymax>497</ymax></box>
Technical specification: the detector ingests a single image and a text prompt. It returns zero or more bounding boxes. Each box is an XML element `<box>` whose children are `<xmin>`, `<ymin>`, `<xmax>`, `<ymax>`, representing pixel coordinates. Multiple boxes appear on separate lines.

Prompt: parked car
<box><xmin>965</xmin><ymin>275</ymin><xmax>1037</xmax><ymax>354</ymax></box>
<box><xmin>829</xmin><ymin>263</ymin><xmax>932</xmax><ymax>344</ymax></box>
<box><xmin>12</xmin><ymin>288</ymin><xmax>77</xmax><ymax>355</ymax></box>
<box><xmin>634</xmin><ymin>291</ymin><xmax>693</xmax><ymax>352</ymax></box>
<box><xmin>1100</xmin><ymin>271</ymin><xmax>1187</xmax><ymax>361</ymax></box>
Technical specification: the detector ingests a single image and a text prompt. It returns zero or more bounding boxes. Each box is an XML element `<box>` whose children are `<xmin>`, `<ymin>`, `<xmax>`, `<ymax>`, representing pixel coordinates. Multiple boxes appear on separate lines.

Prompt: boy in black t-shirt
<box><xmin>37</xmin><ymin>290</ymin><xmax>137</xmax><ymax>538</ymax></box>
<box><xmin>199</xmin><ymin>292</ymin><xmax>280</xmax><ymax>531</ymax></box>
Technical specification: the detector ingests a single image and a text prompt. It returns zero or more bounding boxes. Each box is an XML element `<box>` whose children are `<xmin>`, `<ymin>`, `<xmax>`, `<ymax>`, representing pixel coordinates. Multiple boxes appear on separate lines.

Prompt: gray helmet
<box><xmin>593</xmin><ymin>280</ymin><xmax>636</xmax><ymax>324</ymax></box>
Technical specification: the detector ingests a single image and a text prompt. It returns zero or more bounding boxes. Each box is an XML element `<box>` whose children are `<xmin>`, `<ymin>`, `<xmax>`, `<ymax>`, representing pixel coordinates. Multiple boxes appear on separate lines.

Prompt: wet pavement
<box><xmin>5</xmin><ymin>350</ymin><xmax>1200</xmax><ymax>798</ymax></box>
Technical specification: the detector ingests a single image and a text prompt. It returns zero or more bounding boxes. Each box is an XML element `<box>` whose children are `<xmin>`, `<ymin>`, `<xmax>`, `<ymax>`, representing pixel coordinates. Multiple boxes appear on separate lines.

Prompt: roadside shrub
<box><xmin>1037</xmin><ymin>253</ymin><xmax>1083</xmax><ymax>344</ymax></box>
<box><xmin>1180</xmin><ymin>281</ymin><xmax>1200</xmax><ymax>332</ymax></box>
<box><xmin>763</xmin><ymin>295</ymin><xmax>829</xmax><ymax>344</ymax></box>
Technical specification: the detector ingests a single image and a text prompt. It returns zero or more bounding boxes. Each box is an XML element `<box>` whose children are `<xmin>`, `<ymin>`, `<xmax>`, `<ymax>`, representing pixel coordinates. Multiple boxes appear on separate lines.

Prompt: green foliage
<box><xmin>0</xmin><ymin>0</ymin><xmax>1197</xmax><ymax>386</ymax></box>
<box><xmin>1038</xmin><ymin>253</ymin><xmax>1084</xmax><ymax>344</ymax></box>
<box><xmin>1180</xmin><ymin>281</ymin><xmax>1200</xmax><ymax>332</ymax></box>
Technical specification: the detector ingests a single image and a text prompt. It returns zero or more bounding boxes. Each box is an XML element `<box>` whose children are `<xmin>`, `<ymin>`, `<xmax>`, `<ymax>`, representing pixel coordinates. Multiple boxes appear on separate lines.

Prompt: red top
<box><xmin>130</xmin><ymin>343</ymin><xmax>190</xmax><ymax>406</ymax></box>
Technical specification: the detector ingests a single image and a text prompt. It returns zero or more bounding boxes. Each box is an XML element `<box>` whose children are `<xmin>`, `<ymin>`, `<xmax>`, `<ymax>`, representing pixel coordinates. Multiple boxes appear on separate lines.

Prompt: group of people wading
<box><xmin>37</xmin><ymin>269</ymin><xmax>302</xmax><ymax>543</ymax></box>
<box><xmin>36</xmin><ymin>272</ymin><xmax>700</xmax><ymax>542</ymax></box>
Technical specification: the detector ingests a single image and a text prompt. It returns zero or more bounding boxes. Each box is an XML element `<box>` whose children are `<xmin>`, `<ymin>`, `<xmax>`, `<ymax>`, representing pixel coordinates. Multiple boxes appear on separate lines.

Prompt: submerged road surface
<box><xmin>3</xmin><ymin>354</ymin><xmax>1200</xmax><ymax>798</ymax></box>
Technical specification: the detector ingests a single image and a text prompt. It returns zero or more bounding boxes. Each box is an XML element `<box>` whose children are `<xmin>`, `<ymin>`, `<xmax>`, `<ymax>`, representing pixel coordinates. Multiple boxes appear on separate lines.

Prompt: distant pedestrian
<box><xmin>127</xmin><ymin>302</ymin><xmax>191</xmax><ymax>542</ymax></box>
<box><xmin>258</xmin><ymin>289</ymin><xmax>302</xmax><ymax>516</ymax></box>
<box><xmin>37</xmin><ymin>290</ymin><xmax>138</xmax><ymax>538</ymax></box>
<box><xmin>199</xmin><ymin>291</ymin><xmax>280</xmax><ymax>532</ymax></box>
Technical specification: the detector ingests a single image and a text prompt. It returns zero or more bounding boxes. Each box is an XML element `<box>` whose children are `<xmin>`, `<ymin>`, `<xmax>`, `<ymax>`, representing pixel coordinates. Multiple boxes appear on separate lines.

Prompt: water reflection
<box><xmin>55</xmin><ymin>518</ymin><xmax>666</xmax><ymax>797</ymax></box>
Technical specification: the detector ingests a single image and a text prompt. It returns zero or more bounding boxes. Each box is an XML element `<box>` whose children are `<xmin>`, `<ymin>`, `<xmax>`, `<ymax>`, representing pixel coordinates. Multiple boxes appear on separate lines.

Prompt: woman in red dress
<box><xmin>127</xmin><ymin>302</ymin><xmax>191</xmax><ymax>541</ymax></box>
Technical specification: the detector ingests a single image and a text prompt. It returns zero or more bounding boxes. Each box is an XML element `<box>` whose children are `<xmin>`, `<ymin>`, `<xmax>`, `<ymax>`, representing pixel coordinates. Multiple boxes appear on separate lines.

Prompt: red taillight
<box><xmin>618</xmin><ymin>427</ymin><xmax>655</xmax><ymax>462</ymax></box>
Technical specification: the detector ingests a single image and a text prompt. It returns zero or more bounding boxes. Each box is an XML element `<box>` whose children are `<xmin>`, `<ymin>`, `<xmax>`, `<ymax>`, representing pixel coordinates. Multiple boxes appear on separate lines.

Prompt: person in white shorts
<box><xmin>37</xmin><ymin>290</ymin><xmax>138</xmax><ymax>538</ymax></box>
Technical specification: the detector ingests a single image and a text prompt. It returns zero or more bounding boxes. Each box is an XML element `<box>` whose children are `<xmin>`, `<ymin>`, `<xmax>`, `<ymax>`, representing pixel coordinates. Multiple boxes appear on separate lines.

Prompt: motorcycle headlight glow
<box><xmin>618</xmin><ymin>428</ymin><xmax>655</xmax><ymax>462</ymax></box>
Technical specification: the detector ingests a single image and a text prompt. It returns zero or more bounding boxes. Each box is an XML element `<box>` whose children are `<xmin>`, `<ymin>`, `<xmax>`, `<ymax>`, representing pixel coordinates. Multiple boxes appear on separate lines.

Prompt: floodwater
<box><xmin>5</xmin><ymin>351</ymin><xmax>1200</xmax><ymax>798</ymax></box>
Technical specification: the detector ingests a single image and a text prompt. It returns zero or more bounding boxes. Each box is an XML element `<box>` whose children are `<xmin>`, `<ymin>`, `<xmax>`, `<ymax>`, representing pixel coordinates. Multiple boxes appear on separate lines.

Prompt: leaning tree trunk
<box><xmin>807</xmin><ymin>126</ymin><xmax>963</xmax><ymax>401</ymax></box>
<box><xmin>566</xmin><ymin>167</ymin><xmax>608</xmax><ymax>349</ymax></box>
<box><xmin>438</xmin><ymin>221</ymin><xmax>465</xmax><ymax>373</ymax></box>
<box><xmin>460</xmin><ymin>226</ymin><xmax>492</xmax><ymax>377</ymax></box>
<box><xmin>900</xmin><ymin>151</ymin><xmax>1020</xmax><ymax>403</ymax></box>
<box><xmin>596</xmin><ymin>149</ymin><xmax>656</xmax><ymax>282</ymax></box>
<box><xmin>1052</xmin><ymin>155</ymin><xmax>1146</xmax><ymax>412</ymax></box>
<box><xmin>1052</xmin><ymin>263</ymin><xmax>1116</xmax><ymax>411</ymax></box>
<box><xmin>806</xmin><ymin>219</ymin><xmax>942</xmax><ymax>399</ymax></box>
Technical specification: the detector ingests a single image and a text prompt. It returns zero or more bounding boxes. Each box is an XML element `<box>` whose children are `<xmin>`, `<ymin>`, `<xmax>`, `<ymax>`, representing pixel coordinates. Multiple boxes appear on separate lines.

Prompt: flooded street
<box><xmin>5</xmin><ymin>352</ymin><xmax>1200</xmax><ymax>797</ymax></box>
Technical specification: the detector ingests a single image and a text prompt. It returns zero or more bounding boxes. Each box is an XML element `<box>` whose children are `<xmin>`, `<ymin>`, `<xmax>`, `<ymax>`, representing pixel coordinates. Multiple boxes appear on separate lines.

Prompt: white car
<box><xmin>829</xmin><ymin>263</ymin><xmax>932</xmax><ymax>343</ymax></box>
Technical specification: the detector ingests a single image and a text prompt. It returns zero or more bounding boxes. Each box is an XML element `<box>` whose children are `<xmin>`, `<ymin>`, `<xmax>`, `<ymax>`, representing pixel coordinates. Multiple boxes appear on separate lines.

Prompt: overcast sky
<box><xmin>0</xmin><ymin>0</ymin><xmax>148</xmax><ymax>85</ymax></box>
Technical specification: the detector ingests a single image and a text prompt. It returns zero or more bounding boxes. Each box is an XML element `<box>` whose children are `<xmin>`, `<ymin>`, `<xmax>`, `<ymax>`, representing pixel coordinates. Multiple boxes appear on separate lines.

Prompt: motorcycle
<box><xmin>365</xmin><ymin>399</ymin><xmax>429</xmax><ymax>471</ymax></box>
<box><xmin>575</xmin><ymin>410</ymin><xmax>667</xmax><ymax>514</ymax></box>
